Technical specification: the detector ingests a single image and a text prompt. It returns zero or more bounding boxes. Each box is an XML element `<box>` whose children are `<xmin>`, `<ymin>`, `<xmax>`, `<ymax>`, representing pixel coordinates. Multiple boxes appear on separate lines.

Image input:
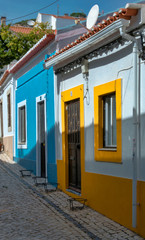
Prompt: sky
<box><xmin>0</xmin><ymin>0</ymin><xmax>144</xmax><ymax>24</ymax></box>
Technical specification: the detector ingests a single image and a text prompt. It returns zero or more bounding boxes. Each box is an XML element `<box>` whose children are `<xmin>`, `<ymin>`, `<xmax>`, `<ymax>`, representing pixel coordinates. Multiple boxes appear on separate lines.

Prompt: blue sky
<box><xmin>0</xmin><ymin>0</ymin><xmax>144</xmax><ymax>24</ymax></box>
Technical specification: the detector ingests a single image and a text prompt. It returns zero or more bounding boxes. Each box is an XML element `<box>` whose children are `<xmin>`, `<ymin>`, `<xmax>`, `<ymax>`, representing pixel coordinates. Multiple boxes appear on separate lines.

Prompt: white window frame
<box><xmin>17</xmin><ymin>100</ymin><xmax>27</xmax><ymax>149</ymax></box>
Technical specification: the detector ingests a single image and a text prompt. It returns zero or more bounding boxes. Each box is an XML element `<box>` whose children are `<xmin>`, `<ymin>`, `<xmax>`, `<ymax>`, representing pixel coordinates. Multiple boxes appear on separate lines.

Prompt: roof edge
<box><xmin>10</xmin><ymin>33</ymin><xmax>55</xmax><ymax>74</ymax></box>
<box><xmin>0</xmin><ymin>33</ymin><xmax>55</xmax><ymax>86</ymax></box>
<box><xmin>44</xmin><ymin>19</ymin><xmax>130</xmax><ymax>70</ymax></box>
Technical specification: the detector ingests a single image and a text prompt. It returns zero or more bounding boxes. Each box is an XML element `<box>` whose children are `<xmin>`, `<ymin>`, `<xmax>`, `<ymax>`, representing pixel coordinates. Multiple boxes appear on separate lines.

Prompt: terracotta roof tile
<box><xmin>41</xmin><ymin>13</ymin><xmax>86</xmax><ymax>21</ymax></box>
<box><xmin>10</xmin><ymin>26</ymin><xmax>32</xmax><ymax>34</ymax></box>
<box><xmin>45</xmin><ymin>7</ymin><xmax>138</xmax><ymax>63</ymax></box>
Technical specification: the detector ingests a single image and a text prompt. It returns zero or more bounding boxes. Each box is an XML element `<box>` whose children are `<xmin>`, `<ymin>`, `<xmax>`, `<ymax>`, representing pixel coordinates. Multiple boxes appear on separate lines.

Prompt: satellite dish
<box><xmin>86</xmin><ymin>4</ymin><xmax>99</xmax><ymax>30</ymax></box>
<box><xmin>27</xmin><ymin>20</ymin><xmax>35</xmax><ymax>26</ymax></box>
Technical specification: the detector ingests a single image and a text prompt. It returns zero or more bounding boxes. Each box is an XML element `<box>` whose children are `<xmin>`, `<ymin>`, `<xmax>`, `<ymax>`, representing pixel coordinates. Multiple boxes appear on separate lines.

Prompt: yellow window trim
<box><xmin>94</xmin><ymin>79</ymin><xmax>122</xmax><ymax>163</ymax></box>
<box><xmin>61</xmin><ymin>85</ymin><xmax>85</xmax><ymax>190</ymax></box>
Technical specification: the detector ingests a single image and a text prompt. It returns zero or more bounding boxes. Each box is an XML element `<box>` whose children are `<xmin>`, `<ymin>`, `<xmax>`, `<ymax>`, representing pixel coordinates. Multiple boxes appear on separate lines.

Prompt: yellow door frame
<box><xmin>61</xmin><ymin>84</ymin><xmax>85</xmax><ymax>193</ymax></box>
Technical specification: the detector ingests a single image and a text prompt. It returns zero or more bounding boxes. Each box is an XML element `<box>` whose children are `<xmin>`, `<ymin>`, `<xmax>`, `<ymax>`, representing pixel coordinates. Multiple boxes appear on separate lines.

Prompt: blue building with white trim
<box><xmin>0</xmin><ymin>23</ymin><xmax>87</xmax><ymax>183</ymax></box>
<box><xmin>12</xmin><ymin>34</ymin><xmax>57</xmax><ymax>183</ymax></box>
<box><xmin>15</xmin><ymin>62</ymin><xmax>56</xmax><ymax>182</ymax></box>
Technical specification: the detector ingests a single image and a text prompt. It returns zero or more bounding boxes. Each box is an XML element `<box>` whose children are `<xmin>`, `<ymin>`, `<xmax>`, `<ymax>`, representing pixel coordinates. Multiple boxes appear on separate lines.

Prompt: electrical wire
<box><xmin>6</xmin><ymin>0</ymin><xmax>59</xmax><ymax>23</ymax></box>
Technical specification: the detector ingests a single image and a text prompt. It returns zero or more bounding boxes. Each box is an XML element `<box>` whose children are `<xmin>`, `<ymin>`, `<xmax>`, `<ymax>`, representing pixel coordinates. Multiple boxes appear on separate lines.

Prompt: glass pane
<box><xmin>19</xmin><ymin>106</ymin><xmax>26</xmax><ymax>143</ymax></box>
<box><xmin>103</xmin><ymin>94</ymin><xmax>116</xmax><ymax>147</ymax></box>
<box><xmin>112</xmin><ymin>96</ymin><xmax>116</xmax><ymax>145</ymax></box>
<box><xmin>7</xmin><ymin>94</ymin><xmax>11</xmax><ymax>127</ymax></box>
<box><xmin>18</xmin><ymin>108</ymin><xmax>21</xmax><ymax>143</ymax></box>
<box><xmin>108</xmin><ymin>97</ymin><xmax>111</xmax><ymax>146</ymax></box>
<box><xmin>21</xmin><ymin>106</ymin><xmax>26</xmax><ymax>143</ymax></box>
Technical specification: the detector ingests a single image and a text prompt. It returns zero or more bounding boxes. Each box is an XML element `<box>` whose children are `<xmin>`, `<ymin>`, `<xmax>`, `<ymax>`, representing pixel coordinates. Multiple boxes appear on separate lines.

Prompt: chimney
<box><xmin>64</xmin><ymin>13</ymin><xmax>69</xmax><ymax>16</ymax></box>
<box><xmin>1</xmin><ymin>16</ymin><xmax>6</xmax><ymax>26</ymax></box>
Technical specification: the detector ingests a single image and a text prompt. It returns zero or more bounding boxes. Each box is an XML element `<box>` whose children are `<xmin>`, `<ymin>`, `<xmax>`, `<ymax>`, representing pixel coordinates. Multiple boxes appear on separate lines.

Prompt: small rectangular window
<box><xmin>103</xmin><ymin>94</ymin><xmax>116</xmax><ymax>148</ymax></box>
<box><xmin>18</xmin><ymin>106</ymin><xmax>26</xmax><ymax>144</ymax></box>
<box><xmin>7</xmin><ymin>93</ymin><xmax>11</xmax><ymax>128</ymax></box>
<box><xmin>94</xmin><ymin>79</ymin><xmax>122</xmax><ymax>163</ymax></box>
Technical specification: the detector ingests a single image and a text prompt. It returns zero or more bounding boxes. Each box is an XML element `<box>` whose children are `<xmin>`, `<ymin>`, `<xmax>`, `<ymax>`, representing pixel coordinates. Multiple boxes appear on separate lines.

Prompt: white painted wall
<box><xmin>54</xmin><ymin>40</ymin><xmax>145</xmax><ymax>181</ymax></box>
<box><xmin>36</xmin><ymin>13</ymin><xmax>77</xmax><ymax>30</ymax></box>
<box><xmin>0</xmin><ymin>79</ymin><xmax>14</xmax><ymax>137</ymax></box>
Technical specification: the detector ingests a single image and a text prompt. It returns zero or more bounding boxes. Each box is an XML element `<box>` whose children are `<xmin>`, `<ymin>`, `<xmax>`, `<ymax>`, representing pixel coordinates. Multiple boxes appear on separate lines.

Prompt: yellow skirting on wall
<box><xmin>57</xmin><ymin>159</ymin><xmax>145</xmax><ymax>238</ymax></box>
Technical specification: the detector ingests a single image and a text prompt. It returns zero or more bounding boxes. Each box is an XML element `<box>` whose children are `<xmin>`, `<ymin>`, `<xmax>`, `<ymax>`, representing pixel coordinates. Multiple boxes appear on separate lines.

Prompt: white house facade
<box><xmin>44</xmin><ymin>3</ymin><xmax>145</xmax><ymax>238</ymax></box>
<box><xmin>0</xmin><ymin>71</ymin><xmax>15</xmax><ymax>159</ymax></box>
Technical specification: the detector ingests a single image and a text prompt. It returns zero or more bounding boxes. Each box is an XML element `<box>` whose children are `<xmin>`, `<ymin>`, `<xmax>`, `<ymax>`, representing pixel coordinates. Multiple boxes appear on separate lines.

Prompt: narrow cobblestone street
<box><xmin>0</xmin><ymin>153</ymin><xmax>144</xmax><ymax>240</ymax></box>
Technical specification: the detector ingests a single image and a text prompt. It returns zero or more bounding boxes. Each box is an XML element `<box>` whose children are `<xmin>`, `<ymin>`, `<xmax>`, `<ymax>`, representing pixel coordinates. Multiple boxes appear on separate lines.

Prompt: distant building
<box><xmin>36</xmin><ymin>13</ymin><xmax>85</xmax><ymax>30</ymax></box>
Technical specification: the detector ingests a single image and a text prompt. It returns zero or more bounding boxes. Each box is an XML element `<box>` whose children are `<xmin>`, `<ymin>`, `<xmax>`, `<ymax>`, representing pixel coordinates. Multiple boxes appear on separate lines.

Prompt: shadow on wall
<box><xmin>14</xmin><ymin>124</ymin><xmax>57</xmax><ymax>184</ymax></box>
<box><xmin>56</xmin><ymin>111</ymin><xmax>145</xmax><ymax>238</ymax></box>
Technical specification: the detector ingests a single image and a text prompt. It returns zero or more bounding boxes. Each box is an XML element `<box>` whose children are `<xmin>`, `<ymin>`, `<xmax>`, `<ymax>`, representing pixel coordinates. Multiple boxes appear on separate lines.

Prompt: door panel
<box><xmin>66</xmin><ymin>99</ymin><xmax>81</xmax><ymax>191</ymax></box>
<box><xmin>38</xmin><ymin>101</ymin><xmax>46</xmax><ymax>178</ymax></box>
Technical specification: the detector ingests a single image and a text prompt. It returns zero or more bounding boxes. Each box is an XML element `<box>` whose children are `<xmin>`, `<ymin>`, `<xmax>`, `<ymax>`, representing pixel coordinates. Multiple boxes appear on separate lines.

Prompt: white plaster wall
<box><xmin>36</xmin><ymin>14</ymin><xmax>55</xmax><ymax>29</ymax></box>
<box><xmin>55</xmin><ymin>41</ymin><xmax>145</xmax><ymax>181</ymax></box>
<box><xmin>1</xmin><ymin>80</ymin><xmax>14</xmax><ymax>137</ymax></box>
<box><xmin>51</xmin><ymin>16</ymin><xmax>56</xmax><ymax>30</ymax></box>
<box><xmin>37</xmin><ymin>14</ymin><xmax>73</xmax><ymax>30</ymax></box>
<box><xmin>41</xmin><ymin>14</ymin><xmax>51</xmax><ymax>23</ymax></box>
<box><xmin>54</xmin><ymin>73</ymin><xmax>62</xmax><ymax>160</ymax></box>
<box><xmin>41</xmin><ymin>15</ymin><xmax>55</xmax><ymax>29</ymax></box>
<box><xmin>36</xmin><ymin>13</ymin><xmax>42</xmax><ymax>23</ymax></box>
<box><xmin>139</xmin><ymin>62</ymin><xmax>145</xmax><ymax>181</ymax></box>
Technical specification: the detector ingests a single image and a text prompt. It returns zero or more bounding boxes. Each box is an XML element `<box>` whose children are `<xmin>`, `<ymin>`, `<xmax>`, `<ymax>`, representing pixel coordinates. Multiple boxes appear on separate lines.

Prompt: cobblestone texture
<box><xmin>0</xmin><ymin>153</ymin><xmax>144</xmax><ymax>240</ymax></box>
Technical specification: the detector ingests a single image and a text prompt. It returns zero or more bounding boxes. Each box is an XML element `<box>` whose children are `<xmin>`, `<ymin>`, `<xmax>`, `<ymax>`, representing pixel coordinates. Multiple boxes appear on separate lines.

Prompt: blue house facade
<box><xmin>14</xmin><ymin>60</ymin><xmax>56</xmax><ymax>183</ymax></box>
<box><xmin>10</xmin><ymin>25</ymin><xmax>87</xmax><ymax>183</ymax></box>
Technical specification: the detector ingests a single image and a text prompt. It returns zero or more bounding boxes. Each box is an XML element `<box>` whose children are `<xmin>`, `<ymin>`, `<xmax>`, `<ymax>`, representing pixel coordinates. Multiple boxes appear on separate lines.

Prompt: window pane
<box><xmin>108</xmin><ymin>97</ymin><xmax>111</xmax><ymax>146</ymax></box>
<box><xmin>7</xmin><ymin>93</ymin><xmax>11</xmax><ymax>128</ymax></box>
<box><xmin>21</xmin><ymin>107</ymin><xmax>26</xmax><ymax>143</ymax></box>
<box><xmin>19</xmin><ymin>106</ymin><xmax>26</xmax><ymax>144</ymax></box>
<box><xmin>103</xmin><ymin>94</ymin><xmax>116</xmax><ymax>147</ymax></box>
<box><xmin>0</xmin><ymin>102</ymin><xmax>3</xmax><ymax>137</ymax></box>
<box><xmin>112</xmin><ymin>96</ymin><xmax>116</xmax><ymax>145</ymax></box>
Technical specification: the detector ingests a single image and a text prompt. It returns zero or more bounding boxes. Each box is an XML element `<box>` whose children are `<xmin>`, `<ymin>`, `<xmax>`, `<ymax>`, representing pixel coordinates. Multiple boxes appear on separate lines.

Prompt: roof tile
<box><xmin>10</xmin><ymin>26</ymin><xmax>32</xmax><ymax>34</ymax></box>
<box><xmin>45</xmin><ymin>7</ymin><xmax>138</xmax><ymax>63</ymax></box>
<box><xmin>41</xmin><ymin>13</ymin><xmax>86</xmax><ymax>21</ymax></box>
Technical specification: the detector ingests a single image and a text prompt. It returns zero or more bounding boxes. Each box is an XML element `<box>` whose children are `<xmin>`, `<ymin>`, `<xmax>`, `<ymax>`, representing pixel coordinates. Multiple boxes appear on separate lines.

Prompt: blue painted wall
<box><xmin>14</xmin><ymin>59</ymin><xmax>57</xmax><ymax>183</ymax></box>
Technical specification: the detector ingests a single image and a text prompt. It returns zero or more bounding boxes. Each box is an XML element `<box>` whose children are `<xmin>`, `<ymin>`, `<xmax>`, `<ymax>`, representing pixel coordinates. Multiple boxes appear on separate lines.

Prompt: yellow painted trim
<box><xmin>61</xmin><ymin>85</ymin><xmax>85</xmax><ymax>192</ymax></box>
<box><xmin>94</xmin><ymin>79</ymin><xmax>122</xmax><ymax>163</ymax></box>
<box><xmin>57</xmin><ymin>160</ymin><xmax>145</xmax><ymax>238</ymax></box>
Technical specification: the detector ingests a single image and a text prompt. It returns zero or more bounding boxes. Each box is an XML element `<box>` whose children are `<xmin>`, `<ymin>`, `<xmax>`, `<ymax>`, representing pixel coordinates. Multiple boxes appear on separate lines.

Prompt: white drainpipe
<box><xmin>119</xmin><ymin>26</ymin><xmax>139</xmax><ymax>228</ymax></box>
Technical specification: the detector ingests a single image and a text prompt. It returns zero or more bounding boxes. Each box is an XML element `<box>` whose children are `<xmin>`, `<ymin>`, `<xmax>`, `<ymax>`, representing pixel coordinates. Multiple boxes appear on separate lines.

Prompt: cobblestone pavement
<box><xmin>0</xmin><ymin>153</ymin><xmax>144</xmax><ymax>240</ymax></box>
